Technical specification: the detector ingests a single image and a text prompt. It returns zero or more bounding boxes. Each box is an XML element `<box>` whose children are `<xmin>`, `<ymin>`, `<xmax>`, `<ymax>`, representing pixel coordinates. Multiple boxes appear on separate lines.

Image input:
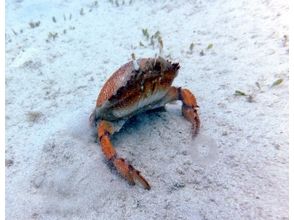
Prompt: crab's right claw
<box><xmin>182</xmin><ymin>105</ymin><xmax>200</xmax><ymax>137</ymax></box>
<box><xmin>113</xmin><ymin>158</ymin><xmax>151</xmax><ymax>190</ymax></box>
<box><xmin>180</xmin><ymin>88</ymin><xmax>201</xmax><ymax>137</ymax></box>
<box><xmin>131</xmin><ymin>168</ymin><xmax>151</xmax><ymax>190</ymax></box>
<box><xmin>98</xmin><ymin>120</ymin><xmax>151</xmax><ymax>190</ymax></box>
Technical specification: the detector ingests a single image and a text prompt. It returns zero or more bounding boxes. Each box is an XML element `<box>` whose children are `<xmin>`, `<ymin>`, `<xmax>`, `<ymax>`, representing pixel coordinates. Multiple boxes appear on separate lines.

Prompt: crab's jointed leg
<box><xmin>98</xmin><ymin>120</ymin><xmax>151</xmax><ymax>190</ymax></box>
<box><xmin>163</xmin><ymin>86</ymin><xmax>200</xmax><ymax>136</ymax></box>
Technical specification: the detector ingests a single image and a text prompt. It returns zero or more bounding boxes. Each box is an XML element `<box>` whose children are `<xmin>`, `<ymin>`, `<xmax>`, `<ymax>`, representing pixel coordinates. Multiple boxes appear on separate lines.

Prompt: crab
<box><xmin>90</xmin><ymin>56</ymin><xmax>200</xmax><ymax>190</ymax></box>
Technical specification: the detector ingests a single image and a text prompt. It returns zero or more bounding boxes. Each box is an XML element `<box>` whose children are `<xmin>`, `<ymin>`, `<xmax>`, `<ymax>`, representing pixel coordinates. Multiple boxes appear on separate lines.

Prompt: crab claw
<box><xmin>180</xmin><ymin>88</ymin><xmax>200</xmax><ymax>137</ymax></box>
<box><xmin>182</xmin><ymin>105</ymin><xmax>200</xmax><ymax>137</ymax></box>
<box><xmin>113</xmin><ymin>158</ymin><xmax>151</xmax><ymax>190</ymax></box>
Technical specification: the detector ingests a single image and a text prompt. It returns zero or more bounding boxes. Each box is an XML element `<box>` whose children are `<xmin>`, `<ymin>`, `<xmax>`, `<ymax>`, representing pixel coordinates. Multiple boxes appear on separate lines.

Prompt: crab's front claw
<box><xmin>182</xmin><ymin>105</ymin><xmax>200</xmax><ymax>137</ymax></box>
<box><xmin>113</xmin><ymin>158</ymin><xmax>151</xmax><ymax>190</ymax></box>
<box><xmin>179</xmin><ymin>88</ymin><xmax>200</xmax><ymax>137</ymax></box>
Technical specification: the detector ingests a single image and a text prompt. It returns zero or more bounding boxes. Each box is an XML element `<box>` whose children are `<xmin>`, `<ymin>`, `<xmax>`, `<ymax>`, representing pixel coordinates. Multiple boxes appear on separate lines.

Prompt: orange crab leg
<box><xmin>164</xmin><ymin>87</ymin><xmax>200</xmax><ymax>136</ymax></box>
<box><xmin>98</xmin><ymin>120</ymin><xmax>151</xmax><ymax>190</ymax></box>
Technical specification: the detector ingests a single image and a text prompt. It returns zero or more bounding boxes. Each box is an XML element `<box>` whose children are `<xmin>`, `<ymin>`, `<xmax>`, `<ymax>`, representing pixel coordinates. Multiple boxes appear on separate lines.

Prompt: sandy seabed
<box><xmin>6</xmin><ymin>0</ymin><xmax>288</xmax><ymax>219</ymax></box>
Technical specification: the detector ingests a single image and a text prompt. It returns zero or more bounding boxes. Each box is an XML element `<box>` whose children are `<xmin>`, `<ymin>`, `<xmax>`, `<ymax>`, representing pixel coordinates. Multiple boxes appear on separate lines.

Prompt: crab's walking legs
<box><xmin>98</xmin><ymin>120</ymin><xmax>151</xmax><ymax>190</ymax></box>
<box><xmin>164</xmin><ymin>86</ymin><xmax>200</xmax><ymax>136</ymax></box>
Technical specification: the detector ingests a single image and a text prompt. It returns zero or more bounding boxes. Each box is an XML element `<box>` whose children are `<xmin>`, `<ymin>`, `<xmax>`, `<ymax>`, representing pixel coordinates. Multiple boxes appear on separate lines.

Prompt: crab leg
<box><xmin>98</xmin><ymin>120</ymin><xmax>151</xmax><ymax>190</ymax></box>
<box><xmin>164</xmin><ymin>86</ymin><xmax>200</xmax><ymax>136</ymax></box>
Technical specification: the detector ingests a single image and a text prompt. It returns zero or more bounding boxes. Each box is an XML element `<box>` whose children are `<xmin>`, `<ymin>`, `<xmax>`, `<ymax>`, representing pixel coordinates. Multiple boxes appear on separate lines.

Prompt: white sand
<box><xmin>5</xmin><ymin>0</ymin><xmax>288</xmax><ymax>219</ymax></box>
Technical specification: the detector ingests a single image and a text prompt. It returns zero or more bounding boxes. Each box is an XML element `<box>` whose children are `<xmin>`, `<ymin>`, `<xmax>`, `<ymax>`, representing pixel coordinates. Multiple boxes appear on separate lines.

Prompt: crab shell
<box><xmin>93</xmin><ymin>57</ymin><xmax>180</xmax><ymax>122</ymax></box>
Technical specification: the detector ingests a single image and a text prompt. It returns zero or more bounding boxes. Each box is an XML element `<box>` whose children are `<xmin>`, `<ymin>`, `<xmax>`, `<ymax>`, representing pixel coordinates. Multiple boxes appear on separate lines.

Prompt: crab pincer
<box><xmin>113</xmin><ymin>158</ymin><xmax>151</xmax><ymax>190</ymax></box>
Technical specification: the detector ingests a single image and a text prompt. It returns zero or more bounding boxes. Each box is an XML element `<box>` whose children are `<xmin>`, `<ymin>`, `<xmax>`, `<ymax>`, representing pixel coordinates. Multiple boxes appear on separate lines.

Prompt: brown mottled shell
<box><xmin>95</xmin><ymin>57</ymin><xmax>180</xmax><ymax>121</ymax></box>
